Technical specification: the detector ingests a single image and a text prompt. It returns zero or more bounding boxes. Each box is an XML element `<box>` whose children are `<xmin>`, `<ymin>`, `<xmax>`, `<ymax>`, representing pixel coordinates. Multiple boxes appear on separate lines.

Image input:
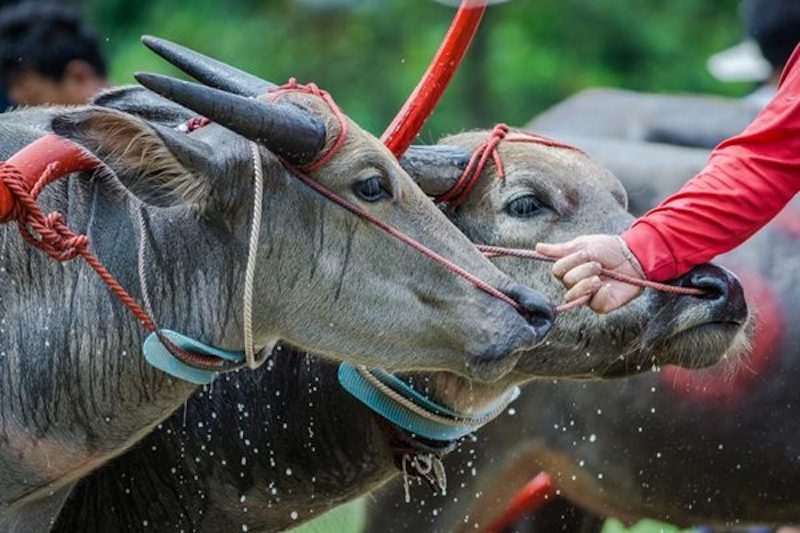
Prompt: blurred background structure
<box><xmin>0</xmin><ymin>0</ymin><xmax>746</xmax><ymax>138</ymax></box>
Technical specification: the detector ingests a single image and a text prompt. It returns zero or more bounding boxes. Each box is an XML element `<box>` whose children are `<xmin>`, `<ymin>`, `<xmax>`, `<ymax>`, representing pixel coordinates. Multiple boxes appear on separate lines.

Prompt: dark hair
<box><xmin>0</xmin><ymin>2</ymin><xmax>107</xmax><ymax>88</ymax></box>
<box><xmin>743</xmin><ymin>0</ymin><xmax>800</xmax><ymax>69</ymax></box>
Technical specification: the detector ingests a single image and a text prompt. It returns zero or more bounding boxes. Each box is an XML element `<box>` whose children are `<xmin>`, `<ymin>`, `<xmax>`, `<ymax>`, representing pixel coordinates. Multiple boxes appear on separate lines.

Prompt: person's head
<box><xmin>743</xmin><ymin>0</ymin><xmax>800</xmax><ymax>73</ymax></box>
<box><xmin>0</xmin><ymin>2</ymin><xmax>107</xmax><ymax>106</ymax></box>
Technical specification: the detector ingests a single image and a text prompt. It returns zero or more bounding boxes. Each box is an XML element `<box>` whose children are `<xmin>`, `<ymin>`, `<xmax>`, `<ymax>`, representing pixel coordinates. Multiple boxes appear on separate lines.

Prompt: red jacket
<box><xmin>622</xmin><ymin>45</ymin><xmax>800</xmax><ymax>281</ymax></box>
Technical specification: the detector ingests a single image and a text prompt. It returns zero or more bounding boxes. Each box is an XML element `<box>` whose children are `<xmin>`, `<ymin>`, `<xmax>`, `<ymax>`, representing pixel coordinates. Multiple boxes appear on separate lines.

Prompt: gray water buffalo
<box><xmin>530</xmin><ymin>88</ymin><xmax>759</xmax><ymax>150</ymax></box>
<box><xmin>368</xmin><ymin>98</ymin><xmax>800</xmax><ymax>531</ymax></box>
<box><xmin>0</xmin><ymin>38</ymin><xmax>558</xmax><ymax>530</ymax></box>
<box><xmin>51</xmin><ymin>128</ymin><xmax>750</xmax><ymax>532</ymax></box>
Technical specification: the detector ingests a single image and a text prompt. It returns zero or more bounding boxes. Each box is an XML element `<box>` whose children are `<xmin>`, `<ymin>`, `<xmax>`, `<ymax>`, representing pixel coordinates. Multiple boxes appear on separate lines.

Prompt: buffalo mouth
<box><xmin>646</xmin><ymin>317</ymin><xmax>751</xmax><ymax>370</ymax></box>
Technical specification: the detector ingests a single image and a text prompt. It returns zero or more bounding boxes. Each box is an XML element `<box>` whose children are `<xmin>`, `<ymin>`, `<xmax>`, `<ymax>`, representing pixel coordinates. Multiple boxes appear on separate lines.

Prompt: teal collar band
<box><xmin>143</xmin><ymin>329</ymin><xmax>245</xmax><ymax>385</ymax></box>
<box><xmin>337</xmin><ymin>363</ymin><xmax>520</xmax><ymax>442</ymax></box>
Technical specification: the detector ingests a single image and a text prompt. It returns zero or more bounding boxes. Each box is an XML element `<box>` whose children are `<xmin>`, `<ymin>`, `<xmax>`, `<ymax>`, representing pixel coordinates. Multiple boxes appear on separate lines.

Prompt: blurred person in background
<box><xmin>708</xmin><ymin>0</ymin><xmax>800</xmax><ymax>106</ymax></box>
<box><xmin>0</xmin><ymin>2</ymin><xmax>107</xmax><ymax>106</ymax></box>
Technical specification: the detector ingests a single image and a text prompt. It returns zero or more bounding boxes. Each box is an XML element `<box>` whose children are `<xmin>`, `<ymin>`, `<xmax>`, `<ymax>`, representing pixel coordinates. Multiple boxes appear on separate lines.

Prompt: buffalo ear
<box><xmin>51</xmin><ymin>107</ymin><xmax>232</xmax><ymax>209</ymax></box>
<box><xmin>92</xmin><ymin>85</ymin><xmax>195</xmax><ymax>128</ymax></box>
<box><xmin>399</xmin><ymin>144</ymin><xmax>471</xmax><ymax>197</ymax></box>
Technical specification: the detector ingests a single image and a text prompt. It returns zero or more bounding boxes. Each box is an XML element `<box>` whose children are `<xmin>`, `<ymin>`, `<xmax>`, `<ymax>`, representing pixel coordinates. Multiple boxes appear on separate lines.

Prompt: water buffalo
<box><xmin>368</xmin><ymin>98</ymin><xmax>798</xmax><ymax>532</ymax></box>
<box><xmin>529</xmin><ymin>88</ymin><xmax>759</xmax><ymax>150</ymax></box>
<box><xmin>0</xmin><ymin>38</ymin><xmax>557</xmax><ymax>530</ymax></box>
<box><xmin>51</xmin><ymin>127</ymin><xmax>750</xmax><ymax>532</ymax></box>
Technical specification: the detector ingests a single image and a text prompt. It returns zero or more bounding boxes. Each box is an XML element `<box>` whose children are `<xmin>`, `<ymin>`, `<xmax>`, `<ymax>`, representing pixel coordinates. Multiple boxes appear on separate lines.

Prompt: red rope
<box><xmin>436</xmin><ymin>123</ymin><xmax>509</xmax><ymax>206</ymax></box>
<box><xmin>477</xmin><ymin>245</ymin><xmax>706</xmax><ymax>313</ymax></box>
<box><xmin>485</xmin><ymin>472</ymin><xmax>555</xmax><ymax>533</ymax></box>
<box><xmin>267</xmin><ymin>78</ymin><xmax>349</xmax><ymax>172</ymax></box>
<box><xmin>0</xmin><ymin>156</ymin><xmax>232</xmax><ymax>372</ymax></box>
<box><xmin>261</xmin><ymin>80</ymin><xmax>523</xmax><ymax>312</ymax></box>
<box><xmin>436</xmin><ymin>124</ymin><xmax>584</xmax><ymax>208</ymax></box>
<box><xmin>1</xmin><ymin>162</ymin><xmax>157</xmax><ymax>331</ymax></box>
<box><xmin>185</xmin><ymin>116</ymin><xmax>210</xmax><ymax>132</ymax></box>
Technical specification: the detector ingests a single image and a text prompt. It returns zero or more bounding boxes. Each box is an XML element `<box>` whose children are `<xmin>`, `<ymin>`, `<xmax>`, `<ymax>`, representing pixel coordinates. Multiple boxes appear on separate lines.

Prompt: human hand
<box><xmin>535</xmin><ymin>235</ymin><xmax>645</xmax><ymax>314</ymax></box>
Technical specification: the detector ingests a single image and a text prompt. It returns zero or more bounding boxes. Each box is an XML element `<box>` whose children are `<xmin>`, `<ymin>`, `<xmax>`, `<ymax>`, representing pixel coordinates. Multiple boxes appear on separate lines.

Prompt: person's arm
<box><xmin>537</xmin><ymin>45</ymin><xmax>800</xmax><ymax>313</ymax></box>
<box><xmin>622</xmin><ymin>45</ymin><xmax>800</xmax><ymax>281</ymax></box>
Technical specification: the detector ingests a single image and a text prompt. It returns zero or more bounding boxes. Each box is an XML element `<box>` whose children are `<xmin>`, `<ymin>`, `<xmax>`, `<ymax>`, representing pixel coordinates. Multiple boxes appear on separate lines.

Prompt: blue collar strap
<box><xmin>143</xmin><ymin>329</ymin><xmax>245</xmax><ymax>385</ymax></box>
<box><xmin>337</xmin><ymin>363</ymin><xmax>520</xmax><ymax>442</ymax></box>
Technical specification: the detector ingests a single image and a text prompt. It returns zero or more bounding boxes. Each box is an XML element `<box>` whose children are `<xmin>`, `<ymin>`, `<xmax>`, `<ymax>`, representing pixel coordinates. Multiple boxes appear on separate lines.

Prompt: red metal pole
<box><xmin>484</xmin><ymin>472</ymin><xmax>555</xmax><ymax>533</ymax></box>
<box><xmin>381</xmin><ymin>0</ymin><xmax>488</xmax><ymax>157</ymax></box>
<box><xmin>0</xmin><ymin>134</ymin><xmax>97</xmax><ymax>221</ymax></box>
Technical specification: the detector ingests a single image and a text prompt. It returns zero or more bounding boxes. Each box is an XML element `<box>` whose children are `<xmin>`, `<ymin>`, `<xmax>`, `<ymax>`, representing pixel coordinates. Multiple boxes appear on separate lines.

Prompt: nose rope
<box><xmin>432</xmin><ymin>124</ymin><xmax>707</xmax><ymax>312</ymax></box>
<box><xmin>477</xmin><ymin>245</ymin><xmax>706</xmax><ymax>313</ymax></box>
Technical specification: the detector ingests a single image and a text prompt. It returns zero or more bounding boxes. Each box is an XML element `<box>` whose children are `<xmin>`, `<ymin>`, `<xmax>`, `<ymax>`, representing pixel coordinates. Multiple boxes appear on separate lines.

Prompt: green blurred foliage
<box><xmin>80</xmin><ymin>0</ymin><xmax>745</xmax><ymax>141</ymax></box>
<box><xmin>602</xmin><ymin>517</ymin><xmax>696</xmax><ymax>533</ymax></box>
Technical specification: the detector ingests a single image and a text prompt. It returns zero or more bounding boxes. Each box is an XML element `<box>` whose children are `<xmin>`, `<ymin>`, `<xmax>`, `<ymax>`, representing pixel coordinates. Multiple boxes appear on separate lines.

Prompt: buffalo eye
<box><xmin>353</xmin><ymin>176</ymin><xmax>391</xmax><ymax>202</ymax></box>
<box><xmin>505</xmin><ymin>195</ymin><xmax>544</xmax><ymax>218</ymax></box>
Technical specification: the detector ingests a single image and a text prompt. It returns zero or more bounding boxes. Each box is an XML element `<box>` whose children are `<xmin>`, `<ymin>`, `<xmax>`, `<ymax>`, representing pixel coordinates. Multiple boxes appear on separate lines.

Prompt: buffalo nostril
<box><xmin>504</xmin><ymin>284</ymin><xmax>556</xmax><ymax>339</ymax></box>
<box><xmin>688</xmin><ymin>273</ymin><xmax>728</xmax><ymax>301</ymax></box>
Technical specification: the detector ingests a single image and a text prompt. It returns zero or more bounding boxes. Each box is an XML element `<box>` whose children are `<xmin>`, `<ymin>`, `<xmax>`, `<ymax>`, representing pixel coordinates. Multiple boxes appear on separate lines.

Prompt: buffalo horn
<box><xmin>399</xmin><ymin>144</ymin><xmax>472</xmax><ymax>197</ymax></box>
<box><xmin>142</xmin><ymin>35</ymin><xmax>273</xmax><ymax>97</ymax></box>
<box><xmin>135</xmin><ymin>72</ymin><xmax>326</xmax><ymax>165</ymax></box>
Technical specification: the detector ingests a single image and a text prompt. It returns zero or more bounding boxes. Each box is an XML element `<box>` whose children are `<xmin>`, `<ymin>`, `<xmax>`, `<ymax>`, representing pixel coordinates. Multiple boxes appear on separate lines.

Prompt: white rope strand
<box><xmin>135</xmin><ymin>202</ymin><xmax>156</xmax><ymax>321</ymax></box>
<box><xmin>244</xmin><ymin>141</ymin><xmax>265</xmax><ymax>370</ymax></box>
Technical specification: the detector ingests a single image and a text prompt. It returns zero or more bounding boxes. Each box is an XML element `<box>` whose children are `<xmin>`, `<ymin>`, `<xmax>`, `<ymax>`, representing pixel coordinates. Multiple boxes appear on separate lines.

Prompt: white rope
<box><xmin>134</xmin><ymin>143</ymin><xmax>265</xmax><ymax>371</ymax></box>
<box><xmin>135</xmin><ymin>202</ymin><xmax>156</xmax><ymax>321</ymax></box>
<box><xmin>243</xmin><ymin>141</ymin><xmax>265</xmax><ymax>370</ymax></box>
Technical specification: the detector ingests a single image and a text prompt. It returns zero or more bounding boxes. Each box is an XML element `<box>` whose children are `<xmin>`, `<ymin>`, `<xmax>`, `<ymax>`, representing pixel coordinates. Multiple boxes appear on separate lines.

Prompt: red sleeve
<box><xmin>621</xmin><ymin>44</ymin><xmax>800</xmax><ymax>282</ymax></box>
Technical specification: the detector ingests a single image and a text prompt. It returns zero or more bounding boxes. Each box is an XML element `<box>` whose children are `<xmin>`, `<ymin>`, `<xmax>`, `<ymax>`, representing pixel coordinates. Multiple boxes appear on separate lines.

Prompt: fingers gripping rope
<box><xmin>477</xmin><ymin>245</ymin><xmax>706</xmax><ymax>313</ymax></box>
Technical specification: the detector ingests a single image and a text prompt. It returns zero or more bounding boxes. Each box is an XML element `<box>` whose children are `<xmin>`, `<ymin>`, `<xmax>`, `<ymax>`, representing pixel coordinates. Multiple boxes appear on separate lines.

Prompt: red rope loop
<box><xmin>435</xmin><ymin>124</ymin><xmax>584</xmax><ymax>208</ymax></box>
<box><xmin>185</xmin><ymin>116</ymin><xmax>211</xmax><ymax>132</ymax></box>
<box><xmin>268</xmin><ymin>77</ymin><xmax>350</xmax><ymax>172</ymax></box>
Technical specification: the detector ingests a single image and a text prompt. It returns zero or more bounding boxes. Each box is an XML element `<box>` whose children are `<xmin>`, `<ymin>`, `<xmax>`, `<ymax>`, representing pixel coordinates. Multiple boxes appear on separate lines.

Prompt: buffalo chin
<box><xmin>649</xmin><ymin>319</ymin><xmax>752</xmax><ymax>370</ymax></box>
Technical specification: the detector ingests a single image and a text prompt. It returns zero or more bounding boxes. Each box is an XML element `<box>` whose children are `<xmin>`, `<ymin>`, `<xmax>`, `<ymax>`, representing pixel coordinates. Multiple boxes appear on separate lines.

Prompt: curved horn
<box><xmin>142</xmin><ymin>35</ymin><xmax>275</xmax><ymax>96</ymax></box>
<box><xmin>142</xmin><ymin>35</ymin><xmax>273</xmax><ymax>97</ymax></box>
<box><xmin>135</xmin><ymin>72</ymin><xmax>325</xmax><ymax>165</ymax></box>
<box><xmin>399</xmin><ymin>144</ymin><xmax>471</xmax><ymax>197</ymax></box>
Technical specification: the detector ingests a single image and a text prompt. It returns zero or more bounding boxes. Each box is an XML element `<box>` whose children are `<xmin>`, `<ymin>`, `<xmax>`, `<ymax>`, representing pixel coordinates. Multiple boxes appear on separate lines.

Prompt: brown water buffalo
<box><xmin>368</xmin><ymin>95</ymin><xmax>800</xmax><ymax>532</ymax></box>
<box><xmin>51</xmin><ymin>126</ymin><xmax>750</xmax><ymax>532</ymax></box>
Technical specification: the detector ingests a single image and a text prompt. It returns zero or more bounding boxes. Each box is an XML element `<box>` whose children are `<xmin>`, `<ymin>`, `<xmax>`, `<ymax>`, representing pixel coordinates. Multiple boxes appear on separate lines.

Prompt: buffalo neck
<box><xmin>54</xmin><ymin>351</ymin><xmax>519</xmax><ymax>532</ymax></box>
<box><xmin>0</xmin><ymin>171</ymin><xmax>248</xmax><ymax>505</ymax></box>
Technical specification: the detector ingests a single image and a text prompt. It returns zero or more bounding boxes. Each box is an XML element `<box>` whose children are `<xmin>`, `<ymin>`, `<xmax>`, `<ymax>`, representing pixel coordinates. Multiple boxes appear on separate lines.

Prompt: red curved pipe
<box><xmin>381</xmin><ymin>0</ymin><xmax>488</xmax><ymax>157</ymax></box>
<box><xmin>0</xmin><ymin>134</ymin><xmax>97</xmax><ymax>221</ymax></box>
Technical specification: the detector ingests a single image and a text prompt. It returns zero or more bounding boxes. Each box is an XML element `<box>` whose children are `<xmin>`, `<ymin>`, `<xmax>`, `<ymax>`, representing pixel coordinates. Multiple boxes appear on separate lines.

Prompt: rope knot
<box><xmin>268</xmin><ymin>78</ymin><xmax>349</xmax><ymax>173</ymax></box>
<box><xmin>435</xmin><ymin>124</ymin><xmax>583</xmax><ymax>209</ymax></box>
<box><xmin>0</xmin><ymin>161</ymin><xmax>89</xmax><ymax>262</ymax></box>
